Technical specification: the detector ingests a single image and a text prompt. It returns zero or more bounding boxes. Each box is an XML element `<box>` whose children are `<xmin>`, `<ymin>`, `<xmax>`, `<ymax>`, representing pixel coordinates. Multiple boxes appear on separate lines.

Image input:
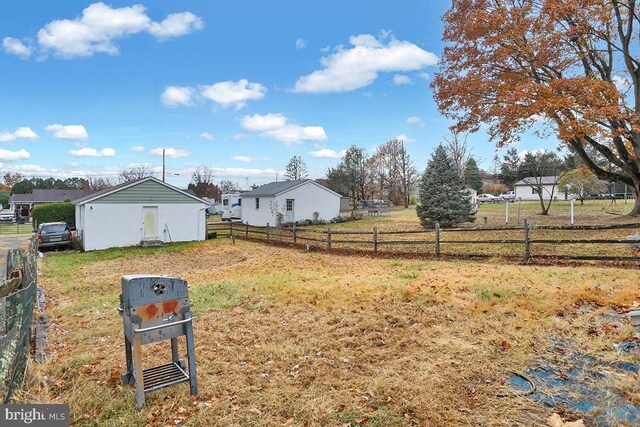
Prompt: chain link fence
<box><xmin>0</xmin><ymin>237</ymin><xmax>37</xmax><ymax>403</ymax></box>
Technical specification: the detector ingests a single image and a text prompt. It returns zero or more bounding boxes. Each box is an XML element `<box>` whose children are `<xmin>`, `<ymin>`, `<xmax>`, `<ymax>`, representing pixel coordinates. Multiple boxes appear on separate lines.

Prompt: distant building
<box><xmin>241</xmin><ymin>179</ymin><xmax>340</xmax><ymax>226</ymax></box>
<box><xmin>513</xmin><ymin>176</ymin><xmax>564</xmax><ymax>201</ymax></box>
<box><xmin>10</xmin><ymin>189</ymin><xmax>94</xmax><ymax>221</ymax></box>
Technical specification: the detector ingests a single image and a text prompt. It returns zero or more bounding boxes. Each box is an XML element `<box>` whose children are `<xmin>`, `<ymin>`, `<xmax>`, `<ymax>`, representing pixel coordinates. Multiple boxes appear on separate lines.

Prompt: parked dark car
<box><xmin>37</xmin><ymin>222</ymin><xmax>72</xmax><ymax>249</ymax></box>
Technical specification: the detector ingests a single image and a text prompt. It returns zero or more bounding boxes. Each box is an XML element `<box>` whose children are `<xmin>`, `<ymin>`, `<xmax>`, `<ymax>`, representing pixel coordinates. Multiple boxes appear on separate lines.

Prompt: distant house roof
<box><xmin>242</xmin><ymin>179</ymin><xmax>341</xmax><ymax>198</ymax></box>
<box><xmin>11</xmin><ymin>189</ymin><xmax>94</xmax><ymax>204</ymax></box>
<box><xmin>514</xmin><ymin>176</ymin><xmax>560</xmax><ymax>186</ymax></box>
<box><xmin>74</xmin><ymin>176</ymin><xmax>207</xmax><ymax>205</ymax></box>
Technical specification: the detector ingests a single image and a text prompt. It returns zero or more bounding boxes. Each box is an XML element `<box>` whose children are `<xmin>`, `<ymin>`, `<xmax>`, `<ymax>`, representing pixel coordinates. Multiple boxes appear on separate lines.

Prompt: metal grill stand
<box><xmin>118</xmin><ymin>275</ymin><xmax>198</xmax><ymax>410</ymax></box>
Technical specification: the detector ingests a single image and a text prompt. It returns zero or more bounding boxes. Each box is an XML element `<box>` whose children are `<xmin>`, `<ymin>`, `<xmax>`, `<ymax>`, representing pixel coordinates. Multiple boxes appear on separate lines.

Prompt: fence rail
<box><xmin>207</xmin><ymin>221</ymin><xmax>640</xmax><ymax>262</ymax></box>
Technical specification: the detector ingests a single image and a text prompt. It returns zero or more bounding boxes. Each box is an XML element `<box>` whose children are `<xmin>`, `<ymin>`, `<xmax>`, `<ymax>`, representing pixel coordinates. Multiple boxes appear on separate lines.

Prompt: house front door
<box><xmin>142</xmin><ymin>206</ymin><xmax>158</xmax><ymax>240</ymax></box>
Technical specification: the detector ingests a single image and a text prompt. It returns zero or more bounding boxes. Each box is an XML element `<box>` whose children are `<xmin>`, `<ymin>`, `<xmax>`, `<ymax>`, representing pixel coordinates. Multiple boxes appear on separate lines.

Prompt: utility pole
<box><xmin>162</xmin><ymin>148</ymin><xmax>166</xmax><ymax>182</ymax></box>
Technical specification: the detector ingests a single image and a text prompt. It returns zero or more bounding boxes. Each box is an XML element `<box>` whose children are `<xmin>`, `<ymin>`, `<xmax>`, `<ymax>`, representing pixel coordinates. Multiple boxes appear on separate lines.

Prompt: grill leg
<box><xmin>184</xmin><ymin>313</ymin><xmax>198</xmax><ymax>395</ymax></box>
<box><xmin>171</xmin><ymin>338</ymin><xmax>179</xmax><ymax>363</ymax></box>
<box><xmin>121</xmin><ymin>335</ymin><xmax>134</xmax><ymax>385</ymax></box>
<box><xmin>132</xmin><ymin>325</ymin><xmax>145</xmax><ymax>411</ymax></box>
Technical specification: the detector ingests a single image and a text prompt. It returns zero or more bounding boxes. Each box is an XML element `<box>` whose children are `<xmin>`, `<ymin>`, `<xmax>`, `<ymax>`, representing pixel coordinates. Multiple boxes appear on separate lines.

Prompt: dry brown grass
<box><xmin>16</xmin><ymin>239</ymin><xmax>640</xmax><ymax>426</ymax></box>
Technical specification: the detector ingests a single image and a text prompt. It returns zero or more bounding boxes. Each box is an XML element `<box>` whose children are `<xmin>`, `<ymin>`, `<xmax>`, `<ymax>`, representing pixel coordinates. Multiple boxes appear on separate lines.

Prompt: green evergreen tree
<box><xmin>464</xmin><ymin>157</ymin><xmax>483</xmax><ymax>193</ymax></box>
<box><xmin>416</xmin><ymin>145</ymin><xmax>475</xmax><ymax>228</ymax></box>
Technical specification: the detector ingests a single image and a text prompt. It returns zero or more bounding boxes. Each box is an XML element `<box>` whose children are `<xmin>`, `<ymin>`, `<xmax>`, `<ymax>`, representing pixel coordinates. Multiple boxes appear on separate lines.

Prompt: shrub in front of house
<box><xmin>32</xmin><ymin>202</ymin><xmax>75</xmax><ymax>228</ymax></box>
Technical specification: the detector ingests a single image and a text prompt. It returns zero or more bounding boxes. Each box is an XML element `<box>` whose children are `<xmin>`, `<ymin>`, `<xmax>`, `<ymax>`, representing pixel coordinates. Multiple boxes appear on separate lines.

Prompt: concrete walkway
<box><xmin>0</xmin><ymin>235</ymin><xmax>30</xmax><ymax>278</ymax></box>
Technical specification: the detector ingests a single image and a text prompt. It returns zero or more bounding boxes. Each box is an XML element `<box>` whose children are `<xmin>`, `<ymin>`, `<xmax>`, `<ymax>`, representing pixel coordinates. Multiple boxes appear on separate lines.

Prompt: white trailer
<box><xmin>221</xmin><ymin>192</ymin><xmax>242</xmax><ymax>221</ymax></box>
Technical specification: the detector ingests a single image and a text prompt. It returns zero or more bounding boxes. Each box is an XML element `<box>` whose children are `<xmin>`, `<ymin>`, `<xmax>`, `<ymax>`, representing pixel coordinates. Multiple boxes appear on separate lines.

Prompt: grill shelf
<box><xmin>143</xmin><ymin>362</ymin><xmax>190</xmax><ymax>393</ymax></box>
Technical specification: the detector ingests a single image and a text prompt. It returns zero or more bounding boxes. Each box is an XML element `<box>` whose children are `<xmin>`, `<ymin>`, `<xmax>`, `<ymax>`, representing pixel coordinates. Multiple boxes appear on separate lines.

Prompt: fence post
<box><xmin>293</xmin><ymin>223</ymin><xmax>297</xmax><ymax>244</ymax></box>
<box><xmin>435</xmin><ymin>222</ymin><xmax>440</xmax><ymax>256</ymax></box>
<box><xmin>246</xmin><ymin>222</ymin><xmax>249</xmax><ymax>239</ymax></box>
<box><xmin>327</xmin><ymin>227</ymin><xmax>332</xmax><ymax>251</ymax></box>
<box><xmin>266</xmin><ymin>223</ymin><xmax>270</xmax><ymax>241</ymax></box>
<box><xmin>570</xmin><ymin>199</ymin><xmax>575</xmax><ymax>225</ymax></box>
<box><xmin>516</xmin><ymin>198</ymin><xmax>521</xmax><ymax>225</ymax></box>
<box><xmin>524</xmin><ymin>219</ymin><xmax>531</xmax><ymax>262</ymax></box>
<box><xmin>230</xmin><ymin>221</ymin><xmax>233</xmax><ymax>237</ymax></box>
<box><xmin>373</xmin><ymin>227</ymin><xmax>378</xmax><ymax>254</ymax></box>
<box><xmin>505</xmin><ymin>201</ymin><xmax>509</xmax><ymax>224</ymax></box>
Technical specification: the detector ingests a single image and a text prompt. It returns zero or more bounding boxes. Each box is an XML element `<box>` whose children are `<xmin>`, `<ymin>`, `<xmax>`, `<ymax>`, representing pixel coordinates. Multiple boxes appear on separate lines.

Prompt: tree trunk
<box><xmin>580</xmin><ymin>199</ymin><xmax>584</xmax><ymax>205</ymax></box>
<box><xmin>537</xmin><ymin>190</ymin><xmax>549</xmax><ymax>215</ymax></box>
<box><xmin>630</xmin><ymin>185</ymin><xmax>640</xmax><ymax>216</ymax></box>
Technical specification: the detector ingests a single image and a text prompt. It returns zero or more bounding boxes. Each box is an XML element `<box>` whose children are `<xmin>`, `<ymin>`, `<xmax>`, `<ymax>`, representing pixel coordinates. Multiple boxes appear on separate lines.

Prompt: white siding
<box><xmin>241</xmin><ymin>182</ymin><xmax>340</xmax><ymax>226</ymax></box>
<box><xmin>514</xmin><ymin>184</ymin><xmax>559</xmax><ymax>201</ymax></box>
<box><xmin>79</xmin><ymin>203</ymin><xmax>206</xmax><ymax>251</ymax></box>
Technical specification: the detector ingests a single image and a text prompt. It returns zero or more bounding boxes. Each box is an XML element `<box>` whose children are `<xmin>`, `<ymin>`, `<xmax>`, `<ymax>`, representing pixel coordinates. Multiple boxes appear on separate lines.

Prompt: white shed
<box><xmin>74</xmin><ymin>177</ymin><xmax>208</xmax><ymax>251</ymax></box>
<box><xmin>241</xmin><ymin>180</ymin><xmax>341</xmax><ymax>226</ymax></box>
<box><xmin>514</xmin><ymin>176</ymin><xmax>562</xmax><ymax>201</ymax></box>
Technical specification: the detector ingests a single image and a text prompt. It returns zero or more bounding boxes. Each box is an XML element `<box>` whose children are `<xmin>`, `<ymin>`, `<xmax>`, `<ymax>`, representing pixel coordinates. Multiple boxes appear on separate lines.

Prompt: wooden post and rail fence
<box><xmin>206</xmin><ymin>221</ymin><xmax>640</xmax><ymax>262</ymax></box>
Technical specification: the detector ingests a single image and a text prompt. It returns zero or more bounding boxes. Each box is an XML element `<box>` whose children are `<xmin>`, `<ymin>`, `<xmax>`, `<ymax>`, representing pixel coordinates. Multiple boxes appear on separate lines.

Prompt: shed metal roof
<box><xmin>241</xmin><ymin>179</ymin><xmax>340</xmax><ymax>198</ymax></box>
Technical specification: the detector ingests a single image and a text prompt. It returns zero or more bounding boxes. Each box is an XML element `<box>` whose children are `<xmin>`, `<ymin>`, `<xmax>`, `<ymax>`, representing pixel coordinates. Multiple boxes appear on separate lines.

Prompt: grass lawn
<box><xmin>0</xmin><ymin>222</ymin><xmax>33</xmax><ymax>235</ymax></box>
<box><xmin>271</xmin><ymin>201</ymin><xmax>640</xmax><ymax>260</ymax></box>
<box><xmin>18</xmin><ymin>239</ymin><xmax>639</xmax><ymax>426</ymax></box>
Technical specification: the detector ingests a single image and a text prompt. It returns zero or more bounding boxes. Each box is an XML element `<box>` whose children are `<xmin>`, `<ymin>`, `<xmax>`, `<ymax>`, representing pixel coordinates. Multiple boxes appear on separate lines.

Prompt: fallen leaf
<box><xmin>501</xmin><ymin>340</ymin><xmax>511</xmax><ymax>350</ymax></box>
<box><xmin>547</xmin><ymin>413</ymin><xmax>585</xmax><ymax>427</ymax></box>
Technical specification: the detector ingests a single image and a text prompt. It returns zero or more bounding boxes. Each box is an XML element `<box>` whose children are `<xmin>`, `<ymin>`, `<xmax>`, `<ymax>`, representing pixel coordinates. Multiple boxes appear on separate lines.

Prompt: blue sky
<box><xmin>0</xmin><ymin>1</ymin><xmax>560</xmax><ymax>187</ymax></box>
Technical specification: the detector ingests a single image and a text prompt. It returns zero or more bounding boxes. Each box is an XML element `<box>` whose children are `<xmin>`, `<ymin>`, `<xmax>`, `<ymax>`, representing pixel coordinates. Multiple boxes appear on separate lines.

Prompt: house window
<box><xmin>532</xmin><ymin>188</ymin><xmax>537</xmax><ymax>195</ymax></box>
<box><xmin>238</xmin><ymin>198</ymin><xmax>242</xmax><ymax>206</ymax></box>
<box><xmin>286</xmin><ymin>199</ymin><xmax>294</xmax><ymax>211</ymax></box>
<box><xmin>255</xmin><ymin>198</ymin><xmax>260</xmax><ymax>209</ymax></box>
<box><xmin>223</xmin><ymin>199</ymin><xmax>229</xmax><ymax>206</ymax></box>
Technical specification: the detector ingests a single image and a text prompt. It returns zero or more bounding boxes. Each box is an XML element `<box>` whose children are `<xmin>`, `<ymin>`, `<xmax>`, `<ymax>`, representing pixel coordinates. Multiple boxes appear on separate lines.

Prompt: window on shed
<box><xmin>286</xmin><ymin>199</ymin><xmax>294</xmax><ymax>211</ymax></box>
<box><xmin>255</xmin><ymin>198</ymin><xmax>260</xmax><ymax>209</ymax></box>
<box><xmin>223</xmin><ymin>199</ymin><xmax>229</xmax><ymax>206</ymax></box>
<box><xmin>531</xmin><ymin>188</ymin><xmax>537</xmax><ymax>195</ymax></box>
<box><xmin>238</xmin><ymin>198</ymin><xmax>242</xmax><ymax>206</ymax></box>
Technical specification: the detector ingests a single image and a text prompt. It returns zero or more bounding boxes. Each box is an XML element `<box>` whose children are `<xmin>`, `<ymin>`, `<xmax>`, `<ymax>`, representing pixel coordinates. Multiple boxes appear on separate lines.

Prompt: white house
<box><xmin>240</xmin><ymin>180</ymin><xmax>341</xmax><ymax>226</ymax></box>
<box><xmin>74</xmin><ymin>177</ymin><xmax>208</xmax><ymax>251</ymax></box>
<box><xmin>514</xmin><ymin>176</ymin><xmax>563</xmax><ymax>201</ymax></box>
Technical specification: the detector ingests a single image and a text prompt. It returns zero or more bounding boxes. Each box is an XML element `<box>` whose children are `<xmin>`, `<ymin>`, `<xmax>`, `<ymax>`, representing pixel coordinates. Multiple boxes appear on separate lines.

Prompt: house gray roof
<box><xmin>242</xmin><ymin>179</ymin><xmax>340</xmax><ymax>198</ymax></box>
<box><xmin>514</xmin><ymin>176</ymin><xmax>560</xmax><ymax>186</ymax></box>
<box><xmin>11</xmin><ymin>189</ymin><xmax>94</xmax><ymax>204</ymax></box>
<box><xmin>242</xmin><ymin>180</ymin><xmax>309</xmax><ymax>197</ymax></box>
<box><xmin>74</xmin><ymin>176</ymin><xmax>207</xmax><ymax>205</ymax></box>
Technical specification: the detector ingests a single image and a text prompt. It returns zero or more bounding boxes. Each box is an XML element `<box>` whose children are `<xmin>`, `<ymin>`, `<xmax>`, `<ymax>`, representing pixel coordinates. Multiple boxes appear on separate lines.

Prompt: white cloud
<box><xmin>199</xmin><ymin>132</ymin><xmax>214</xmax><ymax>141</ymax></box>
<box><xmin>148</xmin><ymin>12</ymin><xmax>203</xmax><ymax>40</ymax></box>
<box><xmin>406</xmin><ymin>116</ymin><xmax>423</xmax><ymax>126</ymax></box>
<box><xmin>393</xmin><ymin>75</ymin><xmax>412</xmax><ymax>85</ymax></box>
<box><xmin>199</xmin><ymin>79</ymin><xmax>267</xmax><ymax>110</ymax></box>
<box><xmin>0</xmin><ymin>148</ymin><xmax>30</xmax><ymax>161</ymax></box>
<box><xmin>240</xmin><ymin>113</ymin><xmax>327</xmax><ymax>145</ymax></box>
<box><xmin>395</xmin><ymin>134</ymin><xmax>416</xmax><ymax>143</ymax></box>
<box><xmin>231</xmin><ymin>155</ymin><xmax>253</xmax><ymax>162</ymax></box>
<box><xmin>149</xmin><ymin>147</ymin><xmax>190</xmax><ymax>158</ymax></box>
<box><xmin>613</xmin><ymin>75</ymin><xmax>632</xmax><ymax>93</ymax></box>
<box><xmin>68</xmin><ymin>147</ymin><xmax>116</xmax><ymax>157</ymax></box>
<box><xmin>296</xmin><ymin>38</ymin><xmax>307</xmax><ymax>49</ymax></box>
<box><xmin>241</xmin><ymin>113</ymin><xmax>288</xmax><ymax>132</ymax></box>
<box><xmin>45</xmin><ymin>124</ymin><xmax>89</xmax><ymax>140</ymax></box>
<box><xmin>22</xmin><ymin>2</ymin><xmax>203</xmax><ymax>59</ymax></box>
<box><xmin>161</xmin><ymin>86</ymin><xmax>194</xmax><ymax>107</ymax></box>
<box><xmin>0</xmin><ymin>127</ymin><xmax>39</xmax><ymax>142</ymax></box>
<box><xmin>2</xmin><ymin>37</ymin><xmax>32</xmax><ymax>59</ymax></box>
<box><xmin>131</xmin><ymin>145</ymin><xmax>145</xmax><ymax>152</ymax></box>
<box><xmin>292</xmin><ymin>34</ymin><xmax>438</xmax><ymax>93</ymax></box>
<box><xmin>310</xmin><ymin>148</ymin><xmax>346</xmax><ymax>159</ymax></box>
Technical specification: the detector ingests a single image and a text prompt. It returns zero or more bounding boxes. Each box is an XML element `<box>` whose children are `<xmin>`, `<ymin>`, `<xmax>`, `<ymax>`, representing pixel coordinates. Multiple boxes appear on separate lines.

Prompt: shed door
<box><xmin>285</xmin><ymin>199</ymin><xmax>294</xmax><ymax>223</ymax></box>
<box><xmin>142</xmin><ymin>206</ymin><xmax>158</xmax><ymax>240</ymax></box>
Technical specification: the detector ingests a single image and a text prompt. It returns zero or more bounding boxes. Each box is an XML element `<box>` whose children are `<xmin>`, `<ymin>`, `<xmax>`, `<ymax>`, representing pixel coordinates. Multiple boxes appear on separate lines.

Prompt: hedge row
<box><xmin>31</xmin><ymin>202</ymin><xmax>75</xmax><ymax>228</ymax></box>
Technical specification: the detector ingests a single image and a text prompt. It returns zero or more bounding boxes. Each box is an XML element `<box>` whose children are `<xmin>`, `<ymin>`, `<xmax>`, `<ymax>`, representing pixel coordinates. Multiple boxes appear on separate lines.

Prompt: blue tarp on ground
<box><xmin>509</xmin><ymin>351</ymin><xmax>639</xmax><ymax>426</ymax></box>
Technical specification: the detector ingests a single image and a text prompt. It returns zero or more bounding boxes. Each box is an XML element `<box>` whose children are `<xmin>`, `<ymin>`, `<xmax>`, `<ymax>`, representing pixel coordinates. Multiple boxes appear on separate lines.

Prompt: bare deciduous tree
<box><xmin>119</xmin><ymin>165</ymin><xmax>155</xmax><ymax>182</ymax></box>
<box><xmin>443</xmin><ymin>132</ymin><xmax>470</xmax><ymax>179</ymax></box>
